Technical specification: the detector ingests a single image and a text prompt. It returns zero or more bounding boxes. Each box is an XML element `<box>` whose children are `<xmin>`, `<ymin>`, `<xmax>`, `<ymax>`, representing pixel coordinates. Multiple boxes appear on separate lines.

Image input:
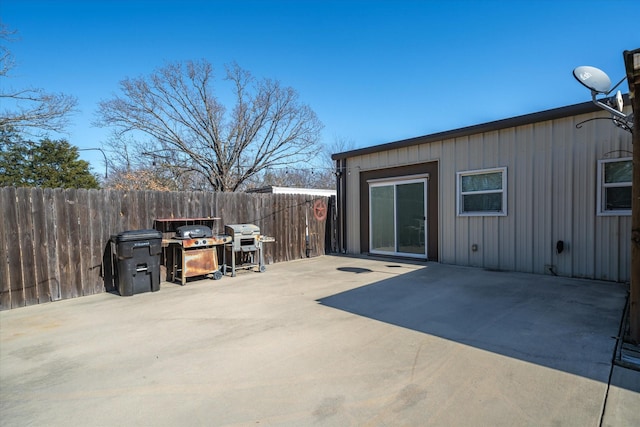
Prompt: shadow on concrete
<box><xmin>318</xmin><ymin>263</ymin><xmax>629</xmax><ymax>388</ymax></box>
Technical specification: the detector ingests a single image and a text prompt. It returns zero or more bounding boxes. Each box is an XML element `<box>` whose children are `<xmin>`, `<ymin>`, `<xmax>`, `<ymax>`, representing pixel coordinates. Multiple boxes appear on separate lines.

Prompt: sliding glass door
<box><xmin>369</xmin><ymin>178</ymin><xmax>427</xmax><ymax>258</ymax></box>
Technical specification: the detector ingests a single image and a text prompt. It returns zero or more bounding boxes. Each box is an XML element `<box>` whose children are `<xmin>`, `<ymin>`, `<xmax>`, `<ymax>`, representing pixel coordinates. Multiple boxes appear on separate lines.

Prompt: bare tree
<box><xmin>96</xmin><ymin>60</ymin><xmax>324</xmax><ymax>192</ymax></box>
<box><xmin>324</xmin><ymin>135</ymin><xmax>356</xmax><ymax>169</ymax></box>
<box><xmin>0</xmin><ymin>23</ymin><xmax>77</xmax><ymax>134</ymax></box>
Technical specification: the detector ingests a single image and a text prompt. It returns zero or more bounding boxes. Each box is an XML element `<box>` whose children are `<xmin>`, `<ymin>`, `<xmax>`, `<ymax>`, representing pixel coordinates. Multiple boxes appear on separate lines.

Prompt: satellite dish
<box><xmin>615</xmin><ymin>90</ymin><xmax>624</xmax><ymax>112</ymax></box>
<box><xmin>573</xmin><ymin>65</ymin><xmax>612</xmax><ymax>94</ymax></box>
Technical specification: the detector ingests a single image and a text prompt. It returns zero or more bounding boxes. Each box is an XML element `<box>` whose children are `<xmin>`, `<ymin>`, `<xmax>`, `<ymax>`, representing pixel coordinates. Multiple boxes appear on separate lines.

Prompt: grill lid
<box><xmin>176</xmin><ymin>225</ymin><xmax>213</xmax><ymax>239</ymax></box>
<box><xmin>225</xmin><ymin>224</ymin><xmax>260</xmax><ymax>236</ymax></box>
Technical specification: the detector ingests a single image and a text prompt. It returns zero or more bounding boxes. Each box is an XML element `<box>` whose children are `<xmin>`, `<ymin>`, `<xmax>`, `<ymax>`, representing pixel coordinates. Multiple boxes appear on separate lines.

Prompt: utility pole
<box><xmin>624</xmin><ymin>48</ymin><xmax>640</xmax><ymax>345</ymax></box>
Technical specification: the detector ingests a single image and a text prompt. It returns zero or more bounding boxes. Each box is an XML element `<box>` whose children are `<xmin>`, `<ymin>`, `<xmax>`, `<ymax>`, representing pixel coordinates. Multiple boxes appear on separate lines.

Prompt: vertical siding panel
<box><xmin>619</xmin><ymin>217</ymin><xmax>631</xmax><ymax>281</ymax></box>
<box><xmin>482</xmin><ymin>133</ymin><xmax>500</xmax><ymax>269</ymax></box>
<box><xmin>396</xmin><ymin>146</ymin><xmax>408</xmax><ymax>166</ymax></box>
<box><xmin>498</xmin><ymin>128</ymin><xmax>517</xmax><ymax>271</ymax></box>
<box><xmin>468</xmin><ymin>134</ymin><xmax>484</xmax><ymax>267</ymax></box>
<box><xmin>430</xmin><ymin>141</ymin><xmax>443</xmax><ymax>162</ymax></box>
<box><xmin>378</xmin><ymin>151</ymin><xmax>390</xmax><ymax>169</ymax></box>
<box><xmin>407</xmin><ymin>146</ymin><xmax>420</xmax><ymax>163</ymax></box>
<box><xmin>551</xmin><ymin>121</ymin><xmax>574</xmax><ymax>277</ymax></box>
<box><xmin>483</xmin><ymin>218</ymin><xmax>499</xmax><ymax>269</ymax></box>
<box><xmin>454</xmin><ymin>136</ymin><xmax>470</xmax><ymax>265</ymax></box>
<box><xmin>571</xmin><ymin>118</ymin><xmax>597</xmax><ymax>279</ymax></box>
<box><xmin>440</xmin><ymin>139</ymin><xmax>456</xmax><ymax>263</ymax></box>
<box><xmin>530</xmin><ymin>123</ymin><xmax>548</xmax><ymax>274</ymax></box>
<box><xmin>604</xmin><ymin>218</ymin><xmax>621</xmax><ymax>282</ymax></box>
<box><xmin>530</xmin><ymin>123</ymin><xmax>543</xmax><ymax>274</ymax></box>
<box><xmin>513</xmin><ymin>126</ymin><xmax>534</xmax><ymax>273</ymax></box>
<box><xmin>571</xmin><ymin>132</ymin><xmax>586</xmax><ymax>277</ymax></box>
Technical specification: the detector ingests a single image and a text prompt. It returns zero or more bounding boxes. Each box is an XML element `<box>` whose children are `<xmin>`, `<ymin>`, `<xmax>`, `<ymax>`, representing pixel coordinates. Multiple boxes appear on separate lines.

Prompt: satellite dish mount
<box><xmin>573</xmin><ymin>65</ymin><xmax>633</xmax><ymax>132</ymax></box>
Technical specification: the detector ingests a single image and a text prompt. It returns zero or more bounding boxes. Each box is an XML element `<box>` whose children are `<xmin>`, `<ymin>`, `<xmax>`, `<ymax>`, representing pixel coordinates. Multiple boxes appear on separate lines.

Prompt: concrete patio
<box><xmin>1</xmin><ymin>255</ymin><xmax>639</xmax><ymax>426</ymax></box>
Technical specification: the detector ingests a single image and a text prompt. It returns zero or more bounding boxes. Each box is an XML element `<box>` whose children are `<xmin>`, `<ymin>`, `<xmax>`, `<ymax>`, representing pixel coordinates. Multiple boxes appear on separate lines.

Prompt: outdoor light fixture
<box><xmin>572</xmin><ymin>65</ymin><xmax>634</xmax><ymax>132</ymax></box>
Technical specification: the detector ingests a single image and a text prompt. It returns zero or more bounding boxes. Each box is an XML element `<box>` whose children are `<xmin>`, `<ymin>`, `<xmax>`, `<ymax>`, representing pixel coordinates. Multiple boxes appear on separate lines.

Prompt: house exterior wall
<box><xmin>341</xmin><ymin>108</ymin><xmax>632</xmax><ymax>282</ymax></box>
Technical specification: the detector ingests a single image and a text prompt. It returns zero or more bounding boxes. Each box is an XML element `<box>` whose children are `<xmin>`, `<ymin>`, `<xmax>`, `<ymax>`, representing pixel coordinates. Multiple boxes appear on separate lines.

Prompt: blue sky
<box><xmin>2</xmin><ymin>0</ymin><xmax>639</xmax><ymax>173</ymax></box>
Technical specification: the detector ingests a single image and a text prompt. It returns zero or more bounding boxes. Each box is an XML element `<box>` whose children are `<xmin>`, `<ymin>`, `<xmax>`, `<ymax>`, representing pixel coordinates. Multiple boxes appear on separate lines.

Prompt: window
<box><xmin>457</xmin><ymin>167</ymin><xmax>507</xmax><ymax>216</ymax></box>
<box><xmin>598</xmin><ymin>158</ymin><xmax>632</xmax><ymax>215</ymax></box>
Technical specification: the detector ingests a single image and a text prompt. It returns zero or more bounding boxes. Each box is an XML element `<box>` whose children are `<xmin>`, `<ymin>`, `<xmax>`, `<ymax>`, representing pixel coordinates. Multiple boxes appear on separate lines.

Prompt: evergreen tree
<box><xmin>0</xmin><ymin>130</ymin><xmax>100</xmax><ymax>189</ymax></box>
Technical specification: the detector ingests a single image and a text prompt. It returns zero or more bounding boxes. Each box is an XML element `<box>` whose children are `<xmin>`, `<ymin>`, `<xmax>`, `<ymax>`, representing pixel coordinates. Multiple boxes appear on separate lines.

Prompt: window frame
<box><xmin>456</xmin><ymin>167</ymin><xmax>507</xmax><ymax>217</ymax></box>
<box><xmin>597</xmin><ymin>157</ymin><xmax>632</xmax><ymax>216</ymax></box>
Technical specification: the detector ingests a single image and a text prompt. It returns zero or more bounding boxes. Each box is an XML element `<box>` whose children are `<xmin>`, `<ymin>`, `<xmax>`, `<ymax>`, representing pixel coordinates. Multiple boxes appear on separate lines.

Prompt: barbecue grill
<box><xmin>164</xmin><ymin>224</ymin><xmax>231</xmax><ymax>284</ymax></box>
<box><xmin>223</xmin><ymin>224</ymin><xmax>274</xmax><ymax>276</ymax></box>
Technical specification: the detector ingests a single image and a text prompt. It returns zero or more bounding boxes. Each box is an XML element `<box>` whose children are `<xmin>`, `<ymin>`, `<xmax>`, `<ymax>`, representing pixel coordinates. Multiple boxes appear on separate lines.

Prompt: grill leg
<box><xmin>259</xmin><ymin>246</ymin><xmax>265</xmax><ymax>272</ymax></box>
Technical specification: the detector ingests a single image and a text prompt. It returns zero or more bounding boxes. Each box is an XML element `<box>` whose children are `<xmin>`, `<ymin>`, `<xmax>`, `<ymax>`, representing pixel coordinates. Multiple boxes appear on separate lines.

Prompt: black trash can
<box><xmin>113</xmin><ymin>229</ymin><xmax>162</xmax><ymax>296</ymax></box>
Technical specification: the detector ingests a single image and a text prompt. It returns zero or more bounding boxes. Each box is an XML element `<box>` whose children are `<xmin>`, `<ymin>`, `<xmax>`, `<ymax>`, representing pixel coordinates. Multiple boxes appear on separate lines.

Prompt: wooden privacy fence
<box><xmin>0</xmin><ymin>187</ymin><xmax>334</xmax><ymax>310</ymax></box>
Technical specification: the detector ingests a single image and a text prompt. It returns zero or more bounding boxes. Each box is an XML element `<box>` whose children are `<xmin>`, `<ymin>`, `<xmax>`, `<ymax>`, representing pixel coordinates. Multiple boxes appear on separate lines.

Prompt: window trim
<box><xmin>597</xmin><ymin>157</ymin><xmax>632</xmax><ymax>216</ymax></box>
<box><xmin>456</xmin><ymin>167</ymin><xmax>507</xmax><ymax>217</ymax></box>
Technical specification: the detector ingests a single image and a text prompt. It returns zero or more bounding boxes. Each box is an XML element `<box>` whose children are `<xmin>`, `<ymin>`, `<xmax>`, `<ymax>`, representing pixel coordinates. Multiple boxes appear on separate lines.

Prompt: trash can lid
<box><xmin>115</xmin><ymin>229</ymin><xmax>162</xmax><ymax>242</ymax></box>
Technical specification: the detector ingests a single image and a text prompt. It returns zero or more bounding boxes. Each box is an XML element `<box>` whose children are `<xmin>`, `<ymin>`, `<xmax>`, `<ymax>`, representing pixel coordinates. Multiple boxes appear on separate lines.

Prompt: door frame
<box><xmin>368</xmin><ymin>175</ymin><xmax>428</xmax><ymax>259</ymax></box>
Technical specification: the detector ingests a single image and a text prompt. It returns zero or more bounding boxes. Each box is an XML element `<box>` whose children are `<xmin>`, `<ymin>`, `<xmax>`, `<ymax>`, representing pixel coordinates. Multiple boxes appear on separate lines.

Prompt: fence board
<box><xmin>4</xmin><ymin>188</ymin><xmax>25</xmax><ymax>308</ymax></box>
<box><xmin>76</xmin><ymin>189</ymin><xmax>92</xmax><ymax>296</ymax></box>
<box><xmin>89</xmin><ymin>189</ymin><xmax>105</xmax><ymax>295</ymax></box>
<box><xmin>0</xmin><ymin>188</ymin><xmax>15</xmax><ymax>309</ymax></box>
<box><xmin>54</xmin><ymin>188</ymin><xmax>73</xmax><ymax>300</ymax></box>
<box><xmin>16</xmin><ymin>188</ymin><xmax>38</xmax><ymax>305</ymax></box>
<box><xmin>31</xmin><ymin>188</ymin><xmax>51</xmax><ymax>303</ymax></box>
<box><xmin>109</xmin><ymin>190</ymin><xmax>123</xmax><ymax>236</ymax></box>
<box><xmin>120</xmin><ymin>190</ymin><xmax>133</xmax><ymax>230</ymax></box>
<box><xmin>66</xmin><ymin>189</ymin><xmax>83</xmax><ymax>298</ymax></box>
<box><xmin>44</xmin><ymin>189</ymin><xmax>61</xmax><ymax>302</ymax></box>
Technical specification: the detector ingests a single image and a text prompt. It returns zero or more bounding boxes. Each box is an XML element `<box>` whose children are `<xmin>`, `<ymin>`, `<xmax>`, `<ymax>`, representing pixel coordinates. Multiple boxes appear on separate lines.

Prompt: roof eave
<box><xmin>331</xmin><ymin>100</ymin><xmax>603</xmax><ymax>161</ymax></box>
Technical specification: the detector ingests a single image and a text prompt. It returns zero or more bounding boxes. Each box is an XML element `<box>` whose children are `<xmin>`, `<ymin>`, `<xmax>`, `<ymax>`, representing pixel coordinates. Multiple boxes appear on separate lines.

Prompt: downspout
<box><xmin>336</xmin><ymin>158</ymin><xmax>347</xmax><ymax>254</ymax></box>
